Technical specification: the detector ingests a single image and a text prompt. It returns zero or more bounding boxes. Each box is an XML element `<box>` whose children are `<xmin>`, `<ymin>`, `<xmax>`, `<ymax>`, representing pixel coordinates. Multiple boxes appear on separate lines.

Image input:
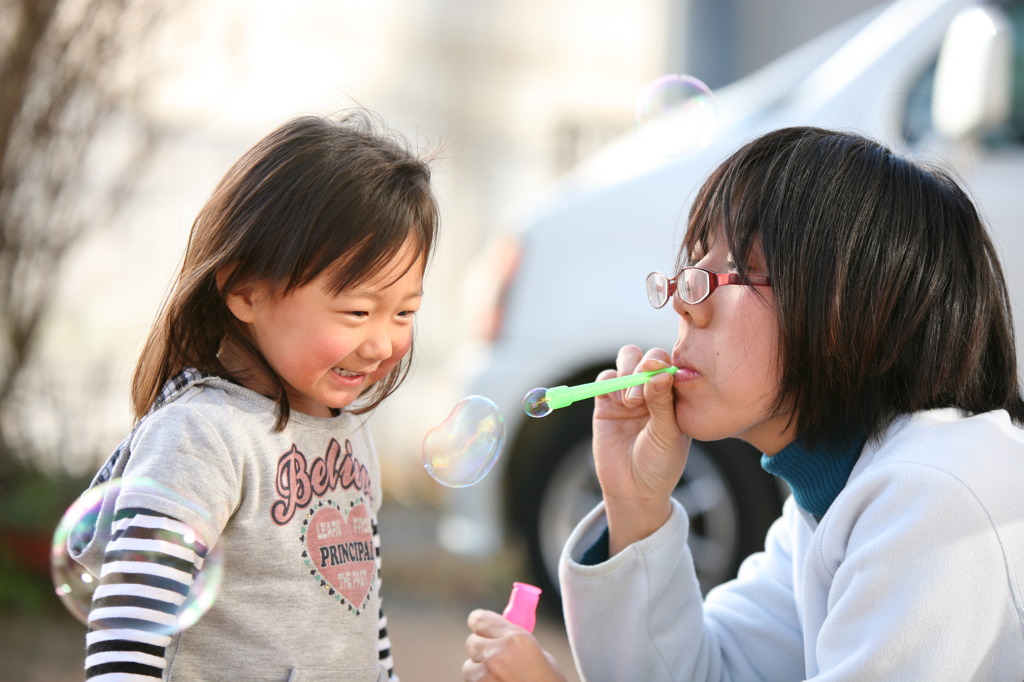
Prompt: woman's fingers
<box><xmin>615</xmin><ymin>344</ymin><xmax>644</xmax><ymax>375</ymax></box>
<box><xmin>623</xmin><ymin>349</ymin><xmax>673</xmax><ymax>406</ymax></box>
<box><xmin>463</xmin><ymin>610</ymin><xmax>567</xmax><ymax>682</ymax></box>
<box><xmin>467</xmin><ymin>609</ymin><xmax>509</xmax><ymax>638</ymax></box>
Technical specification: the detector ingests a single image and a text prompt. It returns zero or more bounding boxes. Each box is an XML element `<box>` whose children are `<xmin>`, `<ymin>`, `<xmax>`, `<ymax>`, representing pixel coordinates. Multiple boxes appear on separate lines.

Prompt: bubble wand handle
<box><xmin>545</xmin><ymin>365</ymin><xmax>677</xmax><ymax>410</ymax></box>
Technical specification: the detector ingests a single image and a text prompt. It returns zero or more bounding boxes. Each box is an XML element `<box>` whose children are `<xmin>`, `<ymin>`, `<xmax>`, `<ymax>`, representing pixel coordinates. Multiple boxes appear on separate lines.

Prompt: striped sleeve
<box><xmin>378</xmin><ymin>601</ymin><xmax>397</xmax><ymax>682</ymax></box>
<box><xmin>85</xmin><ymin>508</ymin><xmax>209</xmax><ymax>680</ymax></box>
<box><xmin>373</xmin><ymin>517</ymin><xmax>398</xmax><ymax>682</ymax></box>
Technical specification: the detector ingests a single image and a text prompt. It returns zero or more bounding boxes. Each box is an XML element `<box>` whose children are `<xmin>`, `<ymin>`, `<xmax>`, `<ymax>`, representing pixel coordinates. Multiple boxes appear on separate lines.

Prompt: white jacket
<box><xmin>559</xmin><ymin>408</ymin><xmax>1024</xmax><ymax>681</ymax></box>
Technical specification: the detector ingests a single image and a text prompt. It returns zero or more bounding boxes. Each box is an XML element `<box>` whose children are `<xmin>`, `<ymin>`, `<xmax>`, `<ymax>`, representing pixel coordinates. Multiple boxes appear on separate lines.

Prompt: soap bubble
<box><xmin>423</xmin><ymin>396</ymin><xmax>506</xmax><ymax>487</ymax></box>
<box><xmin>522</xmin><ymin>387</ymin><xmax>552</xmax><ymax>418</ymax></box>
<box><xmin>51</xmin><ymin>477</ymin><xmax>224</xmax><ymax>632</ymax></box>
<box><xmin>634</xmin><ymin>74</ymin><xmax>718</xmax><ymax>157</ymax></box>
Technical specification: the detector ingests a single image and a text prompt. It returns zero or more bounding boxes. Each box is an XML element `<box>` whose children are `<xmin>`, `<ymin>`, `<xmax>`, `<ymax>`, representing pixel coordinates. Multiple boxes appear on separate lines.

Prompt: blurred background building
<box><xmin>27</xmin><ymin>0</ymin><xmax>882</xmax><ymax>485</ymax></box>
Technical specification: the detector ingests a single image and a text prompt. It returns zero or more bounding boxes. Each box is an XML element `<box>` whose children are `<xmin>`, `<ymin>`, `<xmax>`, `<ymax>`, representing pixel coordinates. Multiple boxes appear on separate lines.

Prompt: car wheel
<box><xmin>517</xmin><ymin>414</ymin><xmax>784</xmax><ymax>607</ymax></box>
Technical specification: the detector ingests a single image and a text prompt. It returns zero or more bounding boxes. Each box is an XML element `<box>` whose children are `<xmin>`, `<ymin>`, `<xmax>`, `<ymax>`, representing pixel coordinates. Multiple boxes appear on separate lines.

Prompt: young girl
<box><xmin>464</xmin><ymin>126</ymin><xmax>1024</xmax><ymax>681</ymax></box>
<box><xmin>71</xmin><ymin>110</ymin><xmax>439</xmax><ymax>681</ymax></box>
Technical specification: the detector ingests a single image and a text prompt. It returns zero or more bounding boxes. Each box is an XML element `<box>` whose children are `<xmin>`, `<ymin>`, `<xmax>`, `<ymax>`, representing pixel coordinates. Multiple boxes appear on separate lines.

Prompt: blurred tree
<box><xmin>0</xmin><ymin>0</ymin><xmax>167</xmax><ymax>481</ymax></box>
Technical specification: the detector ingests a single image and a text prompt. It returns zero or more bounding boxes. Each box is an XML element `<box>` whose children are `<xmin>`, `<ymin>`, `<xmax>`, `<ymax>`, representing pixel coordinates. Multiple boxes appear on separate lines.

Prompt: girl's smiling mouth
<box><xmin>331</xmin><ymin>367</ymin><xmax>367</xmax><ymax>386</ymax></box>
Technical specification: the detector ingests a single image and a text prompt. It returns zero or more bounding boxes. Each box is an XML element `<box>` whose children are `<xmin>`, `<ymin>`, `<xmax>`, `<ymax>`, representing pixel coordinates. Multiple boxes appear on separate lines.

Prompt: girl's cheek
<box><xmin>385</xmin><ymin>331</ymin><xmax>415</xmax><ymax>366</ymax></box>
<box><xmin>369</xmin><ymin>344</ymin><xmax>410</xmax><ymax>386</ymax></box>
<box><xmin>397</xmin><ymin>328</ymin><xmax>414</xmax><ymax>355</ymax></box>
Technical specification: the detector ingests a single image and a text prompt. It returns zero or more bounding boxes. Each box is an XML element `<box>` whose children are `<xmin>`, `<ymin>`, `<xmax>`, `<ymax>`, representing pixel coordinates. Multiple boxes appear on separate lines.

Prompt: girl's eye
<box><xmin>348</xmin><ymin>311</ymin><xmax>369</xmax><ymax>318</ymax></box>
<box><xmin>397</xmin><ymin>310</ymin><xmax>417</xmax><ymax>319</ymax></box>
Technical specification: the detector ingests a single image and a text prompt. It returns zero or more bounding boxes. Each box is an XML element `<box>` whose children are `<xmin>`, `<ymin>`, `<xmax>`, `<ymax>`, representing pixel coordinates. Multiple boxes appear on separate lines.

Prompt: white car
<box><xmin>442</xmin><ymin>0</ymin><xmax>1024</xmax><ymax>603</ymax></box>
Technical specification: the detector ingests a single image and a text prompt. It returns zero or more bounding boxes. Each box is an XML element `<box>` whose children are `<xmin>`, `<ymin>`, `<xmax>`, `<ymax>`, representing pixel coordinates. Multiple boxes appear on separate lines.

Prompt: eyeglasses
<box><xmin>646</xmin><ymin>267</ymin><xmax>772</xmax><ymax>308</ymax></box>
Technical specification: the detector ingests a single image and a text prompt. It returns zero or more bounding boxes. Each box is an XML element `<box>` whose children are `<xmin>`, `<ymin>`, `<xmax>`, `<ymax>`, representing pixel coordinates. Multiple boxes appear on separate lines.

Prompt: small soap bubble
<box><xmin>522</xmin><ymin>387</ymin><xmax>552</xmax><ymax>418</ymax></box>
<box><xmin>634</xmin><ymin>74</ymin><xmax>718</xmax><ymax>157</ymax></box>
<box><xmin>423</xmin><ymin>396</ymin><xmax>506</xmax><ymax>487</ymax></box>
<box><xmin>51</xmin><ymin>477</ymin><xmax>224</xmax><ymax>632</ymax></box>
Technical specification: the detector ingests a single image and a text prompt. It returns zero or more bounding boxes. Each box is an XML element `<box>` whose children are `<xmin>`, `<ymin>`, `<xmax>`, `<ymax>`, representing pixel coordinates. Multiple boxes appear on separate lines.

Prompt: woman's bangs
<box><xmin>682</xmin><ymin>165</ymin><xmax>762</xmax><ymax>271</ymax></box>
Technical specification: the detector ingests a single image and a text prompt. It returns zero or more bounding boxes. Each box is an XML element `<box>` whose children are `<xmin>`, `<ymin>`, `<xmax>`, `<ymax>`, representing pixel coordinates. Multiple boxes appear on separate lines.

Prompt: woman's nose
<box><xmin>673</xmin><ymin>291</ymin><xmax>711</xmax><ymax>328</ymax></box>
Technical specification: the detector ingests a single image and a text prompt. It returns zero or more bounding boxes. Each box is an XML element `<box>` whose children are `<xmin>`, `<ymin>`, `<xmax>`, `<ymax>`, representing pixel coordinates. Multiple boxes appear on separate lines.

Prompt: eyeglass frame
<box><xmin>646</xmin><ymin>267</ymin><xmax>772</xmax><ymax>308</ymax></box>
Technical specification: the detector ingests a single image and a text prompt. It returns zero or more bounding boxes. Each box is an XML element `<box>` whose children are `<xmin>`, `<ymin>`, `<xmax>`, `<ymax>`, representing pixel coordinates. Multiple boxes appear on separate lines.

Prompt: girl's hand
<box><xmin>463</xmin><ymin>610</ymin><xmax>568</xmax><ymax>682</ymax></box>
<box><xmin>593</xmin><ymin>345</ymin><xmax>691</xmax><ymax>554</ymax></box>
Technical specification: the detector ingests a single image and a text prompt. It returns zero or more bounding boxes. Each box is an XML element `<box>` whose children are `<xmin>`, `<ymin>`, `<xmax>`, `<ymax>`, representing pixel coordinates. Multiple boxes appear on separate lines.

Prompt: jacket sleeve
<box><xmin>558</xmin><ymin>499</ymin><xmax>805</xmax><ymax>682</ymax></box>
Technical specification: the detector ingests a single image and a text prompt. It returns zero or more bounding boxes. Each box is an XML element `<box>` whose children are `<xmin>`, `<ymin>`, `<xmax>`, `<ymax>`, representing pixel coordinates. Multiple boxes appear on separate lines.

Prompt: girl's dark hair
<box><xmin>132</xmin><ymin>110</ymin><xmax>440</xmax><ymax>428</ymax></box>
<box><xmin>684</xmin><ymin>126</ymin><xmax>1023</xmax><ymax>447</ymax></box>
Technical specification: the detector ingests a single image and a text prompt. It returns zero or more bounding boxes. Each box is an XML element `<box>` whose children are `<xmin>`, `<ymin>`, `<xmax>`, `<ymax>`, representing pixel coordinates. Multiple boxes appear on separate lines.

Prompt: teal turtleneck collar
<box><xmin>761</xmin><ymin>433</ymin><xmax>867</xmax><ymax>518</ymax></box>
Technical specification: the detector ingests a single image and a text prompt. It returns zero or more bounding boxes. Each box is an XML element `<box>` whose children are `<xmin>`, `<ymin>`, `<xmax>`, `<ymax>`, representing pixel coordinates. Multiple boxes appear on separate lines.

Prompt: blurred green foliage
<box><xmin>0</xmin><ymin>466</ymin><xmax>90</xmax><ymax>614</ymax></box>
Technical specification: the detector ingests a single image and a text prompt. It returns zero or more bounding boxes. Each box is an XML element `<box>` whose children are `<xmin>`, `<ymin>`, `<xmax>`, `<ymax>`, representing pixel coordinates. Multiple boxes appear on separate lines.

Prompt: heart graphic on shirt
<box><xmin>302</xmin><ymin>500</ymin><xmax>376</xmax><ymax>613</ymax></box>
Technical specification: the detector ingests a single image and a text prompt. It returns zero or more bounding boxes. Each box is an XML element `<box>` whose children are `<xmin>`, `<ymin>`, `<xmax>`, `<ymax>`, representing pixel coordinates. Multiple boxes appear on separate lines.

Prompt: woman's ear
<box><xmin>217</xmin><ymin>264</ymin><xmax>258</xmax><ymax>324</ymax></box>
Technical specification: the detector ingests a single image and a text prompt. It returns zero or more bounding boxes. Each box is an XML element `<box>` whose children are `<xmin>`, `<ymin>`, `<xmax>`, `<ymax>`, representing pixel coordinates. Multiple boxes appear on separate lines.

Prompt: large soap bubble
<box><xmin>51</xmin><ymin>476</ymin><xmax>223</xmax><ymax>632</ymax></box>
<box><xmin>422</xmin><ymin>396</ymin><xmax>506</xmax><ymax>487</ymax></box>
<box><xmin>635</xmin><ymin>74</ymin><xmax>718</xmax><ymax>157</ymax></box>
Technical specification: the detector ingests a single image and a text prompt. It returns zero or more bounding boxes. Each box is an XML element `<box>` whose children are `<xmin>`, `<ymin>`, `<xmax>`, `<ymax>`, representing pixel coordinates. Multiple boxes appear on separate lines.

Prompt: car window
<box><xmin>1005</xmin><ymin>0</ymin><xmax>1024</xmax><ymax>144</ymax></box>
<box><xmin>902</xmin><ymin>60</ymin><xmax>937</xmax><ymax>146</ymax></box>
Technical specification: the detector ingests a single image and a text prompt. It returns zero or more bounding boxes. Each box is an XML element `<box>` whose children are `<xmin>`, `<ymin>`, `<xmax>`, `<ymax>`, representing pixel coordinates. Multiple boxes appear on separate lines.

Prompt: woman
<box><xmin>464</xmin><ymin>126</ymin><xmax>1024</xmax><ymax>681</ymax></box>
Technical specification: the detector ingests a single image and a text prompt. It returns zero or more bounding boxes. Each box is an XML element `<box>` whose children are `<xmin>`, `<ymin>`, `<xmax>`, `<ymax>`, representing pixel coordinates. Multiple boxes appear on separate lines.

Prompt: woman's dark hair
<box><xmin>132</xmin><ymin>110</ymin><xmax>440</xmax><ymax>428</ymax></box>
<box><xmin>684</xmin><ymin>126</ymin><xmax>1023</xmax><ymax>447</ymax></box>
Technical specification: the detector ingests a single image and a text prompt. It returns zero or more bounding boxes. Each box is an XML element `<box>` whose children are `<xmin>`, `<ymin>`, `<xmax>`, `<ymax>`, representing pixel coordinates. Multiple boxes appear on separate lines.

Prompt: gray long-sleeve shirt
<box><xmin>72</xmin><ymin>373</ymin><xmax>394</xmax><ymax>681</ymax></box>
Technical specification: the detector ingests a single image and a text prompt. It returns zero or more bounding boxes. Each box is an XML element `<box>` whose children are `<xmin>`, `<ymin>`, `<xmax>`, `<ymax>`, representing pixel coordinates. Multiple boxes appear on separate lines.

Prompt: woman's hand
<box><xmin>463</xmin><ymin>610</ymin><xmax>568</xmax><ymax>682</ymax></box>
<box><xmin>593</xmin><ymin>345</ymin><xmax>691</xmax><ymax>554</ymax></box>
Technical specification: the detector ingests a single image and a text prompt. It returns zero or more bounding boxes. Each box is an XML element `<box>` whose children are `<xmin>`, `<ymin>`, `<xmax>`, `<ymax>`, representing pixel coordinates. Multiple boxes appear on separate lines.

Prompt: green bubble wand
<box><xmin>522</xmin><ymin>366</ymin><xmax>678</xmax><ymax>418</ymax></box>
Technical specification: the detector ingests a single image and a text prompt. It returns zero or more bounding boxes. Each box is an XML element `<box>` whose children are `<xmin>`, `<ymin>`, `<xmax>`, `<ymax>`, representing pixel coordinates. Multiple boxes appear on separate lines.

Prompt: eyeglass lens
<box><xmin>647</xmin><ymin>268</ymin><xmax>721</xmax><ymax>307</ymax></box>
<box><xmin>680</xmin><ymin>268</ymin><xmax>709</xmax><ymax>304</ymax></box>
<box><xmin>647</xmin><ymin>272</ymin><xmax>669</xmax><ymax>307</ymax></box>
